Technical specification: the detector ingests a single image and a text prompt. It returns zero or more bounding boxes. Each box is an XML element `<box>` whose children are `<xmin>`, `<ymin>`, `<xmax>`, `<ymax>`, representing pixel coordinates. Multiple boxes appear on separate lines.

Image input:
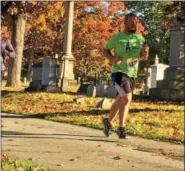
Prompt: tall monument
<box><xmin>59</xmin><ymin>1</ymin><xmax>75</xmax><ymax>92</ymax></box>
<box><xmin>150</xmin><ymin>8</ymin><xmax>185</xmax><ymax>100</ymax></box>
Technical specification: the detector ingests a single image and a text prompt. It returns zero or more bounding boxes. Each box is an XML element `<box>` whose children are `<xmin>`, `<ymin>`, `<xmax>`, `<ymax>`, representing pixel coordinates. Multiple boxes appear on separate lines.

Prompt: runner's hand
<box><xmin>142</xmin><ymin>44</ymin><xmax>149</xmax><ymax>53</ymax></box>
<box><xmin>112</xmin><ymin>56</ymin><xmax>122</xmax><ymax>65</ymax></box>
<box><xmin>140</xmin><ymin>43</ymin><xmax>149</xmax><ymax>60</ymax></box>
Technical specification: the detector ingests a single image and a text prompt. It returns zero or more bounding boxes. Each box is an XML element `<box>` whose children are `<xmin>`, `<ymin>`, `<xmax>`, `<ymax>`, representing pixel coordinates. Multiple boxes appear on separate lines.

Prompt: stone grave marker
<box><xmin>25</xmin><ymin>57</ymin><xmax>59</xmax><ymax>92</ymax></box>
<box><xmin>96</xmin><ymin>98</ymin><xmax>112</xmax><ymax>110</ymax></box>
<box><xmin>105</xmin><ymin>86</ymin><xmax>117</xmax><ymax>98</ymax></box>
<box><xmin>86</xmin><ymin>85</ymin><xmax>96</xmax><ymax>97</ymax></box>
<box><xmin>96</xmin><ymin>84</ymin><xmax>107</xmax><ymax>97</ymax></box>
<box><xmin>150</xmin><ymin>12</ymin><xmax>185</xmax><ymax>100</ymax></box>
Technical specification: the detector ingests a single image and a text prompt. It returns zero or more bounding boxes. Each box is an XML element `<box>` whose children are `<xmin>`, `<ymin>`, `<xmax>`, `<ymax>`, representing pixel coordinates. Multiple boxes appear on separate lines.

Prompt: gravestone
<box><xmin>96</xmin><ymin>98</ymin><xmax>112</xmax><ymax>110</ymax></box>
<box><xmin>150</xmin><ymin>12</ymin><xmax>185</xmax><ymax>101</ymax></box>
<box><xmin>105</xmin><ymin>86</ymin><xmax>117</xmax><ymax>98</ymax></box>
<box><xmin>141</xmin><ymin>68</ymin><xmax>151</xmax><ymax>95</ymax></box>
<box><xmin>25</xmin><ymin>57</ymin><xmax>60</xmax><ymax>92</ymax></box>
<box><xmin>143</xmin><ymin>56</ymin><xmax>169</xmax><ymax>95</ymax></box>
<box><xmin>150</xmin><ymin>56</ymin><xmax>169</xmax><ymax>88</ymax></box>
<box><xmin>86</xmin><ymin>85</ymin><xmax>96</xmax><ymax>97</ymax></box>
<box><xmin>96</xmin><ymin>84</ymin><xmax>107</xmax><ymax>97</ymax></box>
<box><xmin>77</xmin><ymin>84</ymin><xmax>90</xmax><ymax>94</ymax></box>
<box><xmin>73</xmin><ymin>96</ymin><xmax>85</xmax><ymax>105</ymax></box>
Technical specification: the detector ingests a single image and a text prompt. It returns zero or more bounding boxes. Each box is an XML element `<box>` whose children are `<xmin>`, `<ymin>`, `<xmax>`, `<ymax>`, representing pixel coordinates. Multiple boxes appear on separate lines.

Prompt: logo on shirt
<box><xmin>125</xmin><ymin>41</ymin><xmax>131</xmax><ymax>51</ymax></box>
<box><xmin>119</xmin><ymin>39</ymin><xmax>141</xmax><ymax>52</ymax></box>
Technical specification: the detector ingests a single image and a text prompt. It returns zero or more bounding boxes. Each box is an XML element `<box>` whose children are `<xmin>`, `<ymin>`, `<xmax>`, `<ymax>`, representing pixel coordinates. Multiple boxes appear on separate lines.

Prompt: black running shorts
<box><xmin>111</xmin><ymin>72</ymin><xmax>135</xmax><ymax>94</ymax></box>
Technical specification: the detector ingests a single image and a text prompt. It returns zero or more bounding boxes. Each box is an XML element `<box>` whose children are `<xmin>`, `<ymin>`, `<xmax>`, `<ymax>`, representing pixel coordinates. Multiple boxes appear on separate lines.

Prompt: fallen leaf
<box><xmin>116</xmin><ymin>143</ymin><xmax>126</xmax><ymax>147</ymax></box>
<box><xmin>8</xmin><ymin>139</ymin><xmax>13</xmax><ymax>141</ymax></box>
<box><xmin>2</xmin><ymin>153</ymin><xmax>8</xmax><ymax>159</ymax></box>
<box><xmin>56</xmin><ymin>164</ymin><xmax>64</xmax><ymax>167</ymax></box>
<box><xmin>69</xmin><ymin>158</ymin><xmax>78</xmax><ymax>161</ymax></box>
<box><xmin>95</xmin><ymin>144</ymin><xmax>101</xmax><ymax>147</ymax></box>
<box><xmin>113</xmin><ymin>156</ymin><xmax>121</xmax><ymax>160</ymax></box>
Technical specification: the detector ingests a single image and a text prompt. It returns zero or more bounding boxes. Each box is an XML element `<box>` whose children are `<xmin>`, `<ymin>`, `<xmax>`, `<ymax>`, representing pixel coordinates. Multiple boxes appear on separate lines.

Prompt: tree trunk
<box><xmin>6</xmin><ymin>13</ymin><xmax>26</xmax><ymax>87</ymax></box>
<box><xmin>25</xmin><ymin>49</ymin><xmax>34</xmax><ymax>81</ymax></box>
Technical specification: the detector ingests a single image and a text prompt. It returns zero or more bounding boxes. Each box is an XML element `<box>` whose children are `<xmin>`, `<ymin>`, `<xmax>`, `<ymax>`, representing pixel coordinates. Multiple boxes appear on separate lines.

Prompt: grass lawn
<box><xmin>1</xmin><ymin>82</ymin><xmax>184</xmax><ymax>143</ymax></box>
<box><xmin>1</xmin><ymin>153</ymin><xmax>56</xmax><ymax>171</ymax></box>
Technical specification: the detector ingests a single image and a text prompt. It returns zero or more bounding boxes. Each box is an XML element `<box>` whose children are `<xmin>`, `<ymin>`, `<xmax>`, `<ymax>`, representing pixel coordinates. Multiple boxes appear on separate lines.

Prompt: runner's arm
<box><xmin>103</xmin><ymin>49</ymin><xmax>122</xmax><ymax>64</ymax></box>
<box><xmin>139</xmin><ymin>43</ymin><xmax>149</xmax><ymax>61</ymax></box>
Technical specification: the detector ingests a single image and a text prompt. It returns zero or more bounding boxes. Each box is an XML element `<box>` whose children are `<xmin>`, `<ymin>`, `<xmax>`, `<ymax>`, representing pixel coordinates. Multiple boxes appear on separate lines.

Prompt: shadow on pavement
<box><xmin>2</xmin><ymin>131</ymin><xmax>118</xmax><ymax>143</ymax></box>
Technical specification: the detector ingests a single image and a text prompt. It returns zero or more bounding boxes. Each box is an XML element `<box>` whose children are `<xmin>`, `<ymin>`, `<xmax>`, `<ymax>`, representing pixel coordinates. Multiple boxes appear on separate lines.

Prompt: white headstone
<box><xmin>96</xmin><ymin>98</ymin><xmax>112</xmax><ymax>110</ymax></box>
<box><xmin>148</xmin><ymin>63</ymin><xmax>169</xmax><ymax>88</ymax></box>
<box><xmin>155</xmin><ymin>54</ymin><xmax>159</xmax><ymax>65</ymax></box>
<box><xmin>42</xmin><ymin>57</ymin><xmax>58</xmax><ymax>86</ymax></box>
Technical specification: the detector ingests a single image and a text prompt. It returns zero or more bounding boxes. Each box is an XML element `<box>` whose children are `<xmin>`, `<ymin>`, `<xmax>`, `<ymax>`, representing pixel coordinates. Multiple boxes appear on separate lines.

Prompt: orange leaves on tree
<box><xmin>53</xmin><ymin>2</ymin><xmax>64</xmax><ymax>10</ymax></box>
<box><xmin>24</xmin><ymin>2</ymin><xmax>65</xmax><ymax>54</ymax></box>
<box><xmin>36</xmin><ymin>14</ymin><xmax>47</xmax><ymax>31</ymax></box>
<box><xmin>73</xmin><ymin>2</ymin><xmax>127</xmax><ymax>77</ymax></box>
<box><xmin>24</xmin><ymin>23</ymin><xmax>32</xmax><ymax>36</ymax></box>
<box><xmin>137</xmin><ymin>22</ymin><xmax>148</xmax><ymax>36</ymax></box>
<box><xmin>108</xmin><ymin>2</ymin><xmax>125</xmax><ymax>16</ymax></box>
<box><xmin>1</xmin><ymin>26</ymin><xmax>10</xmax><ymax>39</ymax></box>
<box><xmin>2</xmin><ymin>1</ymin><xmax>65</xmax><ymax>54</ymax></box>
<box><xmin>97</xmin><ymin>22</ymin><xmax>108</xmax><ymax>31</ymax></box>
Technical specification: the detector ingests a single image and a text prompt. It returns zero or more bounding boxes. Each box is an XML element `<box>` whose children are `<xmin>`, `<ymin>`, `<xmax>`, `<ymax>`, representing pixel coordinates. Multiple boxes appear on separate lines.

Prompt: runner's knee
<box><xmin>120</xmin><ymin>94</ymin><xmax>132</xmax><ymax>105</ymax></box>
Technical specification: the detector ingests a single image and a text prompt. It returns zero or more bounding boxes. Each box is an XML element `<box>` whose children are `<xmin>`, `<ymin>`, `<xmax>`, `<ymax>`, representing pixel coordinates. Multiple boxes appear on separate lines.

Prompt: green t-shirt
<box><xmin>105</xmin><ymin>32</ymin><xmax>145</xmax><ymax>78</ymax></box>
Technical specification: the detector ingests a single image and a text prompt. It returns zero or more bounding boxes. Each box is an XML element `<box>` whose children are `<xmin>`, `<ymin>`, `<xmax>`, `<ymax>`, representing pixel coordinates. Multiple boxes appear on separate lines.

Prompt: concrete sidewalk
<box><xmin>1</xmin><ymin>113</ymin><xmax>184</xmax><ymax>171</ymax></box>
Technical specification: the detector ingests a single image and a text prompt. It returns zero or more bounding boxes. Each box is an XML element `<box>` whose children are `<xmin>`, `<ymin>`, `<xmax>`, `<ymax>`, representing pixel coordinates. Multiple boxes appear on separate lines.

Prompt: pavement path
<box><xmin>1</xmin><ymin>113</ymin><xmax>184</xmax><ymax>171</ymax></box>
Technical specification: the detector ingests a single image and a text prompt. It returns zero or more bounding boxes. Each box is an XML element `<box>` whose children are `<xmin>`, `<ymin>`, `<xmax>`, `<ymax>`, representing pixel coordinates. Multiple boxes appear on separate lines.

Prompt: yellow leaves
<box><xmin>26</xmin><ymin>1</ymin><xmax>65</xmax><ymax>49</ymax></box>
<box><xmin>1</xmin><ymin>86</ymin><xmax>184</xmax><ymax>143</ymax></box>
<box><xmin>37</xmin><ymin>14</ymin><xmax>46</xmax><ymax>24</ymax></box>
<box><xmin>164</xmin><ymin>128</ymin><xmax>174</xmax><ymax>136</ymax></box>
<box><xmin>36</xmin><ymin>14</ymin><xmax>47</xmax><ymax>31</ymax></box>
<box><xmin>53</xmin><ymin>2</ymin><xmax>64</xmax><ymax>10</ymax></box>
<box><xmin>8</xmin><ymin>7</ymin><xmax>18</xmax><ymax>15</ymax></box>
<box><xmin>46</xmin><ymin>2</ymin><xmax>65</xmax><ymax>23</ymax></box>
<box><xmin>2</xmin><ymin>153</ymin><xmax>50</xmax><ymax>170</ymax></box>
<box><xmin>173</xmin><ymin>130</ymin><xmax>184</xmax><ymax>137</ymax></box>
<box><xmin>47</xmin><ymin>10</ymin><xmax>54</xmax><ymax>18</ymax></box>
<box><xmin>89</xmin><ymin>49</ymin><xmax>100</xmax><ymax>58</ymax></box>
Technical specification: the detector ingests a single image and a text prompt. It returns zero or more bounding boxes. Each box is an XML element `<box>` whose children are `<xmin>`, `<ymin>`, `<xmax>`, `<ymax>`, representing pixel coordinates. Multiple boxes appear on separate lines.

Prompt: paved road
<box><xmin>1</xmin><ymin>113</ymin><xmax>184</xmax><ymax>171</ymax></box>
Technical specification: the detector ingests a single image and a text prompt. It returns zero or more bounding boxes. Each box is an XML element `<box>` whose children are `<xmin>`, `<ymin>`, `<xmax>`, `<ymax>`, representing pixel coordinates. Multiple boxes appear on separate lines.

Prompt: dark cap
<box><xmin>125</xmin><ymin>13</ymin><xmax>137</xmax><ymax>21</ymax></box>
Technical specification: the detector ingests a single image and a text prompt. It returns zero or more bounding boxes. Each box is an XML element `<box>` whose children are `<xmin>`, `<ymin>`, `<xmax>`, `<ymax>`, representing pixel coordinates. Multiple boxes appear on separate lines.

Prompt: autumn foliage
<box><xmin>24</xmin><ymin>2</ymin><xmax>65</xmax><ymax>54</ymax></box>
<box><xmin>1</xmin><ymin>2</ymin><xmax>65</xmax><ymax>54</ymax></box>
<box><xmin>1</xmin><ymin>1</ymin><xmax>147</xmax><ymax>82</ymax></box>
<box><xmin>73</xmin><ymin>2</ymin><xmax>147</xmax><ymax>79</ymax></box>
